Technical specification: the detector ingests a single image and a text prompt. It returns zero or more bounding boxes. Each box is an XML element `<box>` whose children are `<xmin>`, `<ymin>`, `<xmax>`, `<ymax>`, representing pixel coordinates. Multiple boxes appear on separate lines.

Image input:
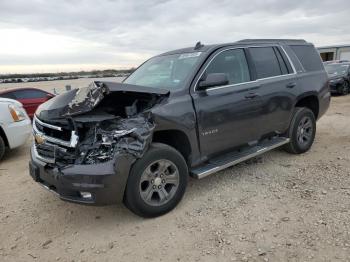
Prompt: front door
<box><xmin>191</xmin><ymin>48</ymin><xmax>264</xmax><ymax>158</ymax></box>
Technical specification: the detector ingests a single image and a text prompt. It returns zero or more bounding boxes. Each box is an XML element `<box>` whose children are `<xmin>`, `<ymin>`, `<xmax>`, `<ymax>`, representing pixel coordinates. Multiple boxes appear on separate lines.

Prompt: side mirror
<box><xmin>46</xmin><ymin>93</ymin><xmax>54</xmax><ymax>100</ymax></box>
<box><xmin>198</xmin><ymin>73</ymin><xmax>229</xmax><ymax>90</ymax></box>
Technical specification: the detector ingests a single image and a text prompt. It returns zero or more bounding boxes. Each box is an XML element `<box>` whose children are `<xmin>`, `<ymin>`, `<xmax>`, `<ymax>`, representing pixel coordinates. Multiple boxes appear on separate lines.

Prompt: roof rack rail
<box><xmin>238</xmin><ymin>39</ymin><xmax>307</xmax><ymax>45</ymax></box>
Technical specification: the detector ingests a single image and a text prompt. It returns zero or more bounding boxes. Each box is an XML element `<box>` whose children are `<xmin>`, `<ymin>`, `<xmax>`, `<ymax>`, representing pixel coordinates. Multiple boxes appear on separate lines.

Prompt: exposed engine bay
<box><xmin>76</xmin><ymin>114</ymin><xmax>155</xmax><ymax>165</ymax></box>
<box><xmin>33</xmin><ymin>81</ymin><xmax>168</xmax><ymax>166</ymax></box>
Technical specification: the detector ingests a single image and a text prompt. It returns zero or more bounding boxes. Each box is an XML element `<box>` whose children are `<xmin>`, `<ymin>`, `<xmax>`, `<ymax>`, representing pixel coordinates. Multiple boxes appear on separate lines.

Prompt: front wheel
<box><xmin>284</xmin><ymin>107</ymin><xmax>316</xmax><ymax>154</ymax></box>
<box><xmin>124</xmin><ymin>143</ymin><xmax>188</xmax><ymax>218</ymax></box>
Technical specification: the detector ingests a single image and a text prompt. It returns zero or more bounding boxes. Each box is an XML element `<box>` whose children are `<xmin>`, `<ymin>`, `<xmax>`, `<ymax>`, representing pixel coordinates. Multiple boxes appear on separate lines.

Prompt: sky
<box><xmin>0</xmin><ymin>0</ymin><xmax>350</xmax><ymax>74</ymax></box>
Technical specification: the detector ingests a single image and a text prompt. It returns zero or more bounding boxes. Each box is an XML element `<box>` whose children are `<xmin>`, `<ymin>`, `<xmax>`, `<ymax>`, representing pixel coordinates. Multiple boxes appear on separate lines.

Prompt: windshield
<box><xmin>325</xmin><ymin>64</ymin><xmax>349</xmax><ymax>76</ymax></box>
<box><xmin>124</xmin><ymin>52</ymin><xmax>202</xmax><ymax>90</ymax></box>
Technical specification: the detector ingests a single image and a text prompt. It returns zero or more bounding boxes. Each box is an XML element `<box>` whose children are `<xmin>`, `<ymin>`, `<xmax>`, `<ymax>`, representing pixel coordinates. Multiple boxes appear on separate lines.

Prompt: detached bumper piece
<box><xmin>29</xmin><ymin>146</ymin><xmax>135</xmax><ymax>205</ymax></box>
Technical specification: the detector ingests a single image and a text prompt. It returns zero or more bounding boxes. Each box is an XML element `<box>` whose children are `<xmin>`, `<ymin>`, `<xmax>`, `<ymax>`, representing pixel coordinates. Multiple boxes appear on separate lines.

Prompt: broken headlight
<box><xmin>83</xmin><ymin>144</ymin><xmax>115</xmax><ymax>164</ymax></box>
<box><xmin>79</xmin><ymin>128</ymin><xmax>137</xmax><ymax>164</ymax></box>
<box><xmin>77</xmin><ymin>115</ymin><xmax>154</xmax><ymax>165</ymax></box>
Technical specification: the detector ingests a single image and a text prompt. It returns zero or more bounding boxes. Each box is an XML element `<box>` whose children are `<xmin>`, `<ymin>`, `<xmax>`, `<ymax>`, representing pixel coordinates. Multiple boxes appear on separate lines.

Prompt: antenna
<box><xmin>194</xmin><ymin>41</ymin><xmax>204</xmax><ymax>50</ymax></box>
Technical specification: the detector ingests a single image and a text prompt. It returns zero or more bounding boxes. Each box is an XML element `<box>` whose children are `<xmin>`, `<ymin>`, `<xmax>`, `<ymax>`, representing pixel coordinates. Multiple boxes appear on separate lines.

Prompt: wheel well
<box><xmin>152</xmin><ymin>130</ymin><xmax>191</xmax><ymax>164</ymax></box>
<box><xmin>295</xmin><ymin>96</ymin><xmax>319</xmax><ymax>119</ymax></box>
<box><xmin>0</xmin><ymin>126</ymin><xmax>9</xmax><ymax>147</ymax></box>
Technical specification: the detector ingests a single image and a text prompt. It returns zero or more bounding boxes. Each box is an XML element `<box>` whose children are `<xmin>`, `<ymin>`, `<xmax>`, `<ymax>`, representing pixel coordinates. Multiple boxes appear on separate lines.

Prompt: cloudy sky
<box><xmin>0</xmin><ymin>0</ymin><xmax>349</xmax><ymax>74</ymax></box>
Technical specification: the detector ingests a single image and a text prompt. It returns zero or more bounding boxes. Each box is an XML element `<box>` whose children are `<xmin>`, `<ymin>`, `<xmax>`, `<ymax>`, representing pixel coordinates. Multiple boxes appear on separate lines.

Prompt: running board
<box><xmin>190</xmin><ymin>137</ymin><xmax>290</xmax><ymax>179</ymax></box>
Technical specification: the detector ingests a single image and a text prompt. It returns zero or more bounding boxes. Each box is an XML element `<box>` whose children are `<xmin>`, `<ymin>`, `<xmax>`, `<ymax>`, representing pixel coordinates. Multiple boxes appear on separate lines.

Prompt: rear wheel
<box><xmin>124</xmin><ymin>143</ymin><xmax>188</xmax><ymax>218</ymax></box>
<box><xmin>284</xmin><ymin>107</ymin><xmax>316</xmax><ymax>154</ymax></box>
<box><xmin>0</xmin><ymin>136</ymin><xmax>5</xmax><ymax>161</ymax></box>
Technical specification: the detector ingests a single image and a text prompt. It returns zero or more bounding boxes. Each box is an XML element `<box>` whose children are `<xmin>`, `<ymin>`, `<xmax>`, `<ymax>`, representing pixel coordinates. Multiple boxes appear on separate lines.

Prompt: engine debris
<box><xmin>77</xmin><ymin>114</ymin><xmax>155</xmax><ymax>165</ymax></box>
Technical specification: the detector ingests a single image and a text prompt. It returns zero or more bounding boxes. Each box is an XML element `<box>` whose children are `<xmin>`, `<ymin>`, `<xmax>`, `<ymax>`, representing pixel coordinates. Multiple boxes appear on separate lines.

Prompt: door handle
<box><xmin>286</xmin><ymin>82</ymin><xmax>297</xmax><ymax>88</ymax></box>
<box><xmin>245</xmin><ymin>92</ymin><xmax>259</xmax><ymax>99</ymax></box>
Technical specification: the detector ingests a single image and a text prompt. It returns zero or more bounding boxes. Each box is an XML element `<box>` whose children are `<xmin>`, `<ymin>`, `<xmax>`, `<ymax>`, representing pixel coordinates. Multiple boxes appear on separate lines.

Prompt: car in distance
<box><xmin>0</xmin><ymin>88</ymin><xmax>54</xmax><ymax>119</ymax></box>
<box><xmin>29</xmin><ymin>39</ymin><xmax>330</xmax><ymax>217</ymax></box>
<box><xmin>0</xmin><ymin>98</ymin><xmax>31</xmax><ymax>160</ymax></box>
<box><xmin>324</xmin><ymin>62</ymin><xmax>350</xmax><ymax>95</ymax></box>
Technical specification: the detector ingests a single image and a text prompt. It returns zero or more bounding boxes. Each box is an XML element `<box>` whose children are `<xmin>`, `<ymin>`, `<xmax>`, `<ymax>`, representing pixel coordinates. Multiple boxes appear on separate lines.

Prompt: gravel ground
<box><xmin>0</xmin><ymin>93</ymin><xmax>350</xmax><ymax>262</ymax></box>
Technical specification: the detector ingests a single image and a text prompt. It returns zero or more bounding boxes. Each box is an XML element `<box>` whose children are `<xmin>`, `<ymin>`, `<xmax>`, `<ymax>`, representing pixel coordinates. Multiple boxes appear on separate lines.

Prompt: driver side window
<box><xmin>206</xmin><ymin>49</ymin><xmax>250</xmax><ymax>85</ymax></box>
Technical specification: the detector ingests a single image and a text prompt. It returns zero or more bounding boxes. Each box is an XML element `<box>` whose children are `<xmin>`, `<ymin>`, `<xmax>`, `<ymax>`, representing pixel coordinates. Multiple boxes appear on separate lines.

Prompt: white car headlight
<box><xmin>8</xmin><ymin>104</ymin><xmax>27</xmax><ymax>122</ymax></box>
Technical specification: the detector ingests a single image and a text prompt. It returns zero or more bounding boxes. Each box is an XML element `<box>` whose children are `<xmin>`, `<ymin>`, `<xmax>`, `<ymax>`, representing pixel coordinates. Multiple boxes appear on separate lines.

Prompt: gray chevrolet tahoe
<box><xmin>29</xmin><ymin>39</ymin><xmax>330</xmax><ymax>217</ymax></box>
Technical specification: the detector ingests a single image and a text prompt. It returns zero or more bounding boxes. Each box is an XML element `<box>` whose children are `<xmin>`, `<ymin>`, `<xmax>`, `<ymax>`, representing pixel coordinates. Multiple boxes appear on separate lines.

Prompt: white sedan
<box><xmin>0</xmin><ymin>97</ymin><xmax>32</xmax><ymax>160</ymax></box>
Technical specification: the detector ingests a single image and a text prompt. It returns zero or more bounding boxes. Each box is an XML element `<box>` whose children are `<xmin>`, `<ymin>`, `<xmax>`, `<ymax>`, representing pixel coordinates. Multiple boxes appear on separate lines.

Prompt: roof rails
<box><xmin>238</xmin><ymin>39</ymin><xmax>307</xmax><ymax>45</ymax></box>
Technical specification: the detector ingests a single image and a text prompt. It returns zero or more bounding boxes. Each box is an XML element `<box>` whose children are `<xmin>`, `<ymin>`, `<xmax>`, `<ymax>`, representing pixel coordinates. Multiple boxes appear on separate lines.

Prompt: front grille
<box><xmin>35</xmin><ymin>122</ymin><xmax>72</xmax><ymax>141</ymax></box>
<box><xmin>33</xmin><ymin>116</ymin><xmax>79</xmax><ymax>163</ymax></box>
<box><xmin>36</xmin><ymin>143</ymin><xmax>55</xmax><ymax>159</ymax></box>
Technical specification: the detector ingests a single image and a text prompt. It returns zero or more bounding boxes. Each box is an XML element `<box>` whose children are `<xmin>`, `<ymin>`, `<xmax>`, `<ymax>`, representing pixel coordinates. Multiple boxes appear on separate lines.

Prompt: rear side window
<box><xmin>290</xmin><ymin>45</ymin><xmax>323</xmax><ymax>72</ymax></box>
<box><xmin>14</xmin><ymin>90</ymin><xmax>48</xmax><ymax>99</ymax></box>
<box><xmin>205</xmin><ymin>48</ymin><xmax>250</xmax><ymax>85</ymax></box>
<box><xmin>249</xmin><ymin>47</ymin><xmax>282</xmax><ymax>79</ymax></box>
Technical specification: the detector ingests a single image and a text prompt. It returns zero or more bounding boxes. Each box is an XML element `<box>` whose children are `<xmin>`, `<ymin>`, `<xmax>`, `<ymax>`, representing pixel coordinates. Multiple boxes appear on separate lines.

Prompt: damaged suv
<box><xmin>29</xmin><ymin>39</ymin><xmax>330</xmax><ymax>217</ymax></box>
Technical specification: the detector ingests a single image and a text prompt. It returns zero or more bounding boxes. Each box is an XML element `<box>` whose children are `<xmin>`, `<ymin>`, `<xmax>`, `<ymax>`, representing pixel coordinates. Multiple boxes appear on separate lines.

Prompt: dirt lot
<box><xmin>1</xmin><ymin>94</ymin><xmax>350</xmax><ymax>262</ymax></box>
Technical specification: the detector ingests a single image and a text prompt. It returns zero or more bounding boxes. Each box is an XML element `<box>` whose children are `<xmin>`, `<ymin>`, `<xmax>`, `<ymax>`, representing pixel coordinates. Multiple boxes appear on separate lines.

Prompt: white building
<box><xmin>318</xmin><ymin>45</ymin><xmax>350</xmax><ymax>62</ymax></box>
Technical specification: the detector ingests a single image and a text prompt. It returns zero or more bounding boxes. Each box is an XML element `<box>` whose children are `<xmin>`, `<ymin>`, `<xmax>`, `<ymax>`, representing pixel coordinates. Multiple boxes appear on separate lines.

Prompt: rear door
<box><xmin>248</xmin><ymin>46</ymin><xmax>299</xmax><ymax>135</ymax></box>
<box><xmin>191</xmin><ymin>48</ymin><xmax>264</xmax><ymax>158</ymax></box>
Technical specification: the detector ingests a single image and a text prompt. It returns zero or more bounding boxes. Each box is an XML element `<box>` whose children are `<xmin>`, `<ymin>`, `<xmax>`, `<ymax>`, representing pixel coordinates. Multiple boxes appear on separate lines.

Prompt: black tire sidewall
<box><xmin>288</xmin><ymin>108</ymin><xmax>316</xmax><ymax>154</ymax></box>
<box><xmin>343</xmin><ymin>81</ymin><xmax>349</xmax><ymax>95</ymax></box>
<box><xmin>124</xmin><ymin>143</ymin><xmax>188</xmax><ymax>218</ymax></box>
<box><xmin>339</xmin><ymin>81</ymin><xmax>349</xmax><ymax>95</ymax></box>
<box><xmin>0</xmin><ymin>136</ymin><xmax>5</xmax><ymax>161</ymax></box>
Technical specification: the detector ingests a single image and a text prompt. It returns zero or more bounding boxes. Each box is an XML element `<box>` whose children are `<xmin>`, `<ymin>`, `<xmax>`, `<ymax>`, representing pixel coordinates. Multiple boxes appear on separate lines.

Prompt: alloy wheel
<box><xmin>139</xmin><ymin>159</ymin><xmax>180</xmax><ymax>206</ymax></box>
<box><xmin>296</xmin><ymin>116</ymin><xmax>313</xmax><ymax>147</ymax></box>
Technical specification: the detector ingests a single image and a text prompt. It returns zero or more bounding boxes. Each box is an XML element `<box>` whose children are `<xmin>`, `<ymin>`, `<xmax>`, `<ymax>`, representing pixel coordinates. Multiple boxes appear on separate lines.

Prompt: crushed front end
<box><xmin>29</xmin><ymin>81</ymin><xmax>167</xmax><ymax>205</ymax></box>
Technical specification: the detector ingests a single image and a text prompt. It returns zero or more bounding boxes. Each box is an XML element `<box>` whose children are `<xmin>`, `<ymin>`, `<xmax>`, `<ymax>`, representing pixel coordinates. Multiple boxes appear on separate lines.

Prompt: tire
<box><xmin>284</xmin><ymin>107</ymin><xmax>316</xmax><ymax>154</ymax></box>
<box><xmin>124</xmin><ymin>143</ymin><xmax>188</xmax><ymax>218</ymax></box>
<box><xmin>339</xmin><ymin>81</ymin><xmax>349</xmax><ymax>95</ymax></box>
<box><xmin>0</xmin><ymin>136</ymin><xmax>5</xmax><ymax>161</ymax></box>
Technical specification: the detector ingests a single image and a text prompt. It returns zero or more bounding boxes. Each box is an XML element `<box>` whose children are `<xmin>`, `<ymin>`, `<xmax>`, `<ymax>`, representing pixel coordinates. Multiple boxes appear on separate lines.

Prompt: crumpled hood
<box><xmin>35</xmin><ymin>81</ymin><xmax>169</xmax><ymax>120</ymax></box>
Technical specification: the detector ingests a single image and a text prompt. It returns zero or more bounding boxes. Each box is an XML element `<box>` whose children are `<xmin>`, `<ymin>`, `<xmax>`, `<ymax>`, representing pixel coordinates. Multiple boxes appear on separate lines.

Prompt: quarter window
<box><xmin>250</xmin><ymin>47</ymin><xmax>282</xmax><ymax>79</ymax></box>
<box><xmin>205</xmin><ymin>49</ymin><xmax>250</xmax><ymax>85</ymax></box>
<box><xmin>290</xmin><ymin>45</ymin><xmax>323</xmax><ymax>72</ymax></box>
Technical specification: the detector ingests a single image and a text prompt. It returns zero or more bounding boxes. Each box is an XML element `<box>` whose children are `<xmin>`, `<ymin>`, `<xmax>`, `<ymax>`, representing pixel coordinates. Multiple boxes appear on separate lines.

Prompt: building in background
<box><xmin>318</xmin><ymin>45</ymin><xmax>350</xmax><ymax>62</ymax></box>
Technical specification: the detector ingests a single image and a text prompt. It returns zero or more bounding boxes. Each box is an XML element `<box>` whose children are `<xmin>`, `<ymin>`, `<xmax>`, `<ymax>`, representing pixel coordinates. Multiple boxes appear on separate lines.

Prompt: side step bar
<box><xmin>190</xmin><ymin>137</ymin><xmax>290</xmax><ymax>179</ymax></box>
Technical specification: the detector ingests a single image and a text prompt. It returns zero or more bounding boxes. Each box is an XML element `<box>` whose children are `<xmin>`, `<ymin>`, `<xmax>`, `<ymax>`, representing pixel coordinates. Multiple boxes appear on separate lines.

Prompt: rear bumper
<box><xmin>29</xmin><ymin>144</ymin><xmax>135</xmax><ymax>205</ymax></box>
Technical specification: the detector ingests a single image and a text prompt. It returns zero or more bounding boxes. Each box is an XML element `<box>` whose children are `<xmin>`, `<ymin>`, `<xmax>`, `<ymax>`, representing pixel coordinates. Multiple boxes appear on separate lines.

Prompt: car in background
<box><xmin>324</xmin><ymin>62</ymin><xmax>350</xmax><ymax>95</ymax></box>
<box><xmin>0</xmin><ymin>98</ymin><xmax>31</xmax><ymax>160</ymax></box>
<box><xmin>323</xmin><ymin>60</ymin><xmax>350</xmax><ymax>65</ymax></box>
<box><xmin>0</xmin><ymin>88</ymin><xmax>54</xmax><ymax>119</ymax></box>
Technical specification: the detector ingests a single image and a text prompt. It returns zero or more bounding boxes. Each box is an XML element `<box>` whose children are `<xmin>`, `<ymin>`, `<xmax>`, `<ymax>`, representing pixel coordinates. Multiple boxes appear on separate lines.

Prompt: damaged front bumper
<box><xmin>29</xmin><ymin>113</ymin><xmax>154</xmax><ymax>205</ymax></box>
<box><xmin>29</xmin><ymin>145</ymin><xmax>135</xmax><ymax>205</ymax></box>
<box><xmin>29</xmin><ymin>81</ymin><xmax>162</xmax><ymax>205</ymax></box>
